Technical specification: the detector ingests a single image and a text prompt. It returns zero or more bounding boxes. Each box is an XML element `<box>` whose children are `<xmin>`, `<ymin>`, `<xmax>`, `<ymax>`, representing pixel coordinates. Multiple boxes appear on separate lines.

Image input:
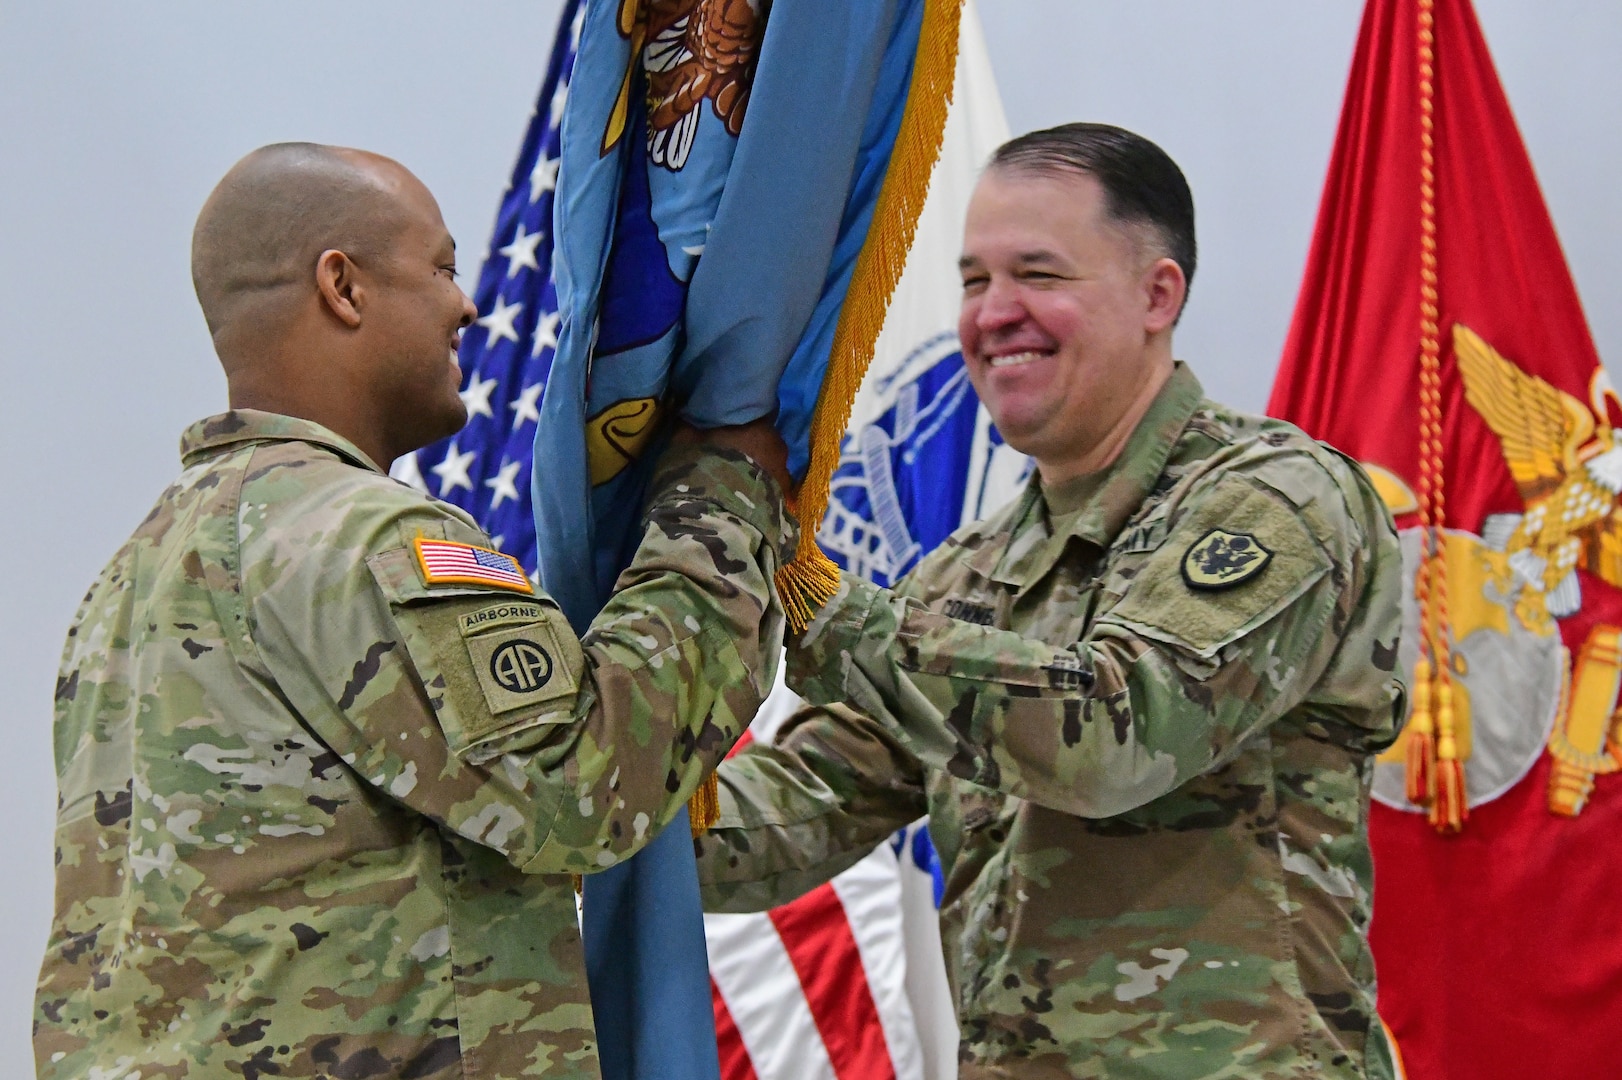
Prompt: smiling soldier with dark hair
<box><xmin>698</xmin><ymin>124</ymin><xmax>1407</xmax><ymax>1080</ymax></box>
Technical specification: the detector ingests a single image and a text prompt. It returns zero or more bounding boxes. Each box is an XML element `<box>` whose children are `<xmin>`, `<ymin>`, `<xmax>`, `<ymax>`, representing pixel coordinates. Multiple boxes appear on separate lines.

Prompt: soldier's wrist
<box><xmin>648</xmin><ymin>443</ymin><xmax>788</xmax><ymax>547</ymax></box>
<box><xmin>784</xmin><ymin>574</ymin><xmax>887</xmax><ymax>702</ymax></box>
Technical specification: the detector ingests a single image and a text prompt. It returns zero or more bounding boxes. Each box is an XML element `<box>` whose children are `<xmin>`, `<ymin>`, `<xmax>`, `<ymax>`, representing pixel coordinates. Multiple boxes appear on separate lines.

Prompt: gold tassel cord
<box><xmin>1412</xmin><ymin>0</ymin><xmax>1466</xmax><ymax>833</ymax></box>
<box><xmin>1406</xmin><ymin>0</ymin><xmax>1440</xmax><ymax>814</ymax></box>
<box><xmin>1405</xmin><ymin>656</ymin><xmax>1436</xmax><ymax>805</ymax></box>
<box><xmin>1432</xmin><ymin>672</ymin><xmax>1467</xmax><ymax>831</ymax></box>
<box><xmin>775</xmin><ymin>0</ymin><xmax>966</xmax><ymax>631</ymax></box>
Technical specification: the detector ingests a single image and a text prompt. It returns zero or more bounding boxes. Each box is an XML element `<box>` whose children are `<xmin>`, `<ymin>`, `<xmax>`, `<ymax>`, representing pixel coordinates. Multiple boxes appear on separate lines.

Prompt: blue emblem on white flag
<box><xmin>821</xmin><ymin>330</ymin><xmax>1030</xmax><ymax>586</ymax></box>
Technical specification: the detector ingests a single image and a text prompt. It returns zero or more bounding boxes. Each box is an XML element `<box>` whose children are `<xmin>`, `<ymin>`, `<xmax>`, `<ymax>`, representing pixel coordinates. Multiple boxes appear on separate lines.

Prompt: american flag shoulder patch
<box><xmin>413</xmin><ymin>537</ymin><xmax>535</xmax><ymax>594</ymax></box>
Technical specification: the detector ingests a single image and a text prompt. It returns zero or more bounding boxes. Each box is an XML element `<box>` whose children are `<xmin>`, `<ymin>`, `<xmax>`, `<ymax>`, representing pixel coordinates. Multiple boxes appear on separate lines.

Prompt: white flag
<box><xmin>705</xmin><ymin>4</ymin><xmax>1022</xmax><ymax>1077</ymax></box>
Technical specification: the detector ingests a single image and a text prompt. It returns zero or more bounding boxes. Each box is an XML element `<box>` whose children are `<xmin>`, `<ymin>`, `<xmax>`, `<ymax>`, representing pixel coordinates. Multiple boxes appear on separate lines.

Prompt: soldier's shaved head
<box><xmin>191</xmin><ymin>143</ymin><xmax>415</xmax><ymax>359</ymax></box>
<box><xmin>189</xmin><ymin>142</ymin><xmax>477</xmax><ymax>468</ymax></box>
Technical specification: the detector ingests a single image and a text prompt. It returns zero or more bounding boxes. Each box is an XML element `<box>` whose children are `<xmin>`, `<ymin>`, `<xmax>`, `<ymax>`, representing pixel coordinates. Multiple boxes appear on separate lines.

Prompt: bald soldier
<box><xmin>38</xmin><ymin>144</ymin><xmax>792</xmax><ymax>1079</ymax></box>
<box><xmin>698</xmin><ymin>124</ymin><xmax>1407</xmax><ymax>1078</ymax></box>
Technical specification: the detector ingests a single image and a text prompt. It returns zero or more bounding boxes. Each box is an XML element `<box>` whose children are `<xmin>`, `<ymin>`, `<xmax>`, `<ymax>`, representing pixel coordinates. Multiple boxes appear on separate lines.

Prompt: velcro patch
<box><xmin>415</xmin><ymin>537</ymin><xmax>534</xmax><ymax>594</ymax></box>
<box><xmin>1106</xmin><ymin>474</ymin><xmax>1330</xmax><ymax>659</ymax></box>
<box><xmin>459</xmin><ymin>603</ymin><xmax>579</xmax><ymax>719</ymax></box>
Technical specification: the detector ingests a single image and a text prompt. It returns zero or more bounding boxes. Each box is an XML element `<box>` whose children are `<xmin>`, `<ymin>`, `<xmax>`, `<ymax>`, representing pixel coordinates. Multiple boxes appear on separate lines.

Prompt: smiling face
<box><xmin>957</xmin><ymin>166</ymin><xmax>1184</xmax><ymax>482</ymax></box>
<box><xmin>359</xmin><ymin>166</ymin><xmax>478</xmax><ymax>457</ymax></box>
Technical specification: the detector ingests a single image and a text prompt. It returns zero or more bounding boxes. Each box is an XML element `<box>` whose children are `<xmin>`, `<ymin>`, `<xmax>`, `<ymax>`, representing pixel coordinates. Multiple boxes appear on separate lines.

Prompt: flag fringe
<box><xmin>777</xmin><ymin>0</ymin><xmax>965</xmax><ymax>632</ymax></box>
<box><xmin>775</xmin><ymin>546</ymin><xmax>844</xmax><ymax>632</ymax></box>
<box><xmin>689</xmin><ymin>772</ymin><xmax>720</xmax><ymax>836</ymax></box>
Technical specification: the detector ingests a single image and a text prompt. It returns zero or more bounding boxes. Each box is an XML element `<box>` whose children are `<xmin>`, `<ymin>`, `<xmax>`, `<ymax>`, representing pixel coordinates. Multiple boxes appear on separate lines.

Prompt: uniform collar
<box><xmin>991</xmin><ymin>362</ymin><xmax>1204</xmax><ymax>590</ymax></box>
<box><xmin>179</xmin><ymin>410</ymin><xmax>385</xmax><ymax>474</ymax></box>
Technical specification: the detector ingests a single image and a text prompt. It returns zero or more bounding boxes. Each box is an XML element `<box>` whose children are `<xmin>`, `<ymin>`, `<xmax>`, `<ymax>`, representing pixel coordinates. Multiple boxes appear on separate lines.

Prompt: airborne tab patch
<box><xmin>460</xmin><ymin>604</ymin><xmax>581</xmax><ymax>717</ymax></box>
<box><xmin>1182</xmin><ymin>529</ymin><xmax>1272</xmax><ymax>590</ymax></box>
<box><xmin>415</xmin><ymin>537</ymin><xmax>534</xmax><ymax>594</ymax></box>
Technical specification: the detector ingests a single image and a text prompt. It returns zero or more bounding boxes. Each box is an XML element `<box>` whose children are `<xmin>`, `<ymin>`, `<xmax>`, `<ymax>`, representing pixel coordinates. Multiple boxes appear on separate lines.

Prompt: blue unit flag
<box><xmin>535</xmin><ymin>2</ymin><xmax>957</xmax><ymax>1079</ymax></box>
<box><xmin>403</xmin><ymin>1</ymin><xmax>988</xmax><ymax>1077</ymax></box>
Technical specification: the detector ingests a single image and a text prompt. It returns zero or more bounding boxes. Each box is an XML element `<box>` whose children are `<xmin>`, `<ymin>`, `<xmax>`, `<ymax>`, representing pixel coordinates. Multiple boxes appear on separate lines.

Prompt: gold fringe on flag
<box><xmin>774</xmin><ymin>0</ymin><xmax>966</xmax><ymax>631</ymax></box>
<box><xmin>689</xmin><ymin>772</ymin><xmax>720</xmax><ymax>836</ymax></box>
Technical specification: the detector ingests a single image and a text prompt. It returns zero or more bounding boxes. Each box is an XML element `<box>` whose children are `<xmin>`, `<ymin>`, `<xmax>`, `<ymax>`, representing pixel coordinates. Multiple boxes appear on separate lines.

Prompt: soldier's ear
<box><xmin>315</xmin><ymin>249</ymin><xmax>365</xmax><ymax>329</ymax></box>
<box><xmin>1143</xmin><ymin>257</ymin><xmax>1185</xmax><ymax>335</ymax></box>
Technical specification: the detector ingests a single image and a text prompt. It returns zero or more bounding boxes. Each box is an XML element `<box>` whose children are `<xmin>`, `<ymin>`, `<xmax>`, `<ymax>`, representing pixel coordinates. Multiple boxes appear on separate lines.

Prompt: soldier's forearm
<box><xmin>511</xmin><ymin>446</ymin><xmax>791</xmax><ymax>873</ymax></box>
<box><xmin>697</xmin><ymin>846</ymin><xmax>877</xmax><ymax>913</ymax></box>
<box><xmin>694</xmin><ymin>714</ymin><xmax>925</xmax><ymax>904</ymax></box>
<box><xmin>785</xmin><ymin>575</ymin><xmax>1336</xmax><ymax>819</ymax></box>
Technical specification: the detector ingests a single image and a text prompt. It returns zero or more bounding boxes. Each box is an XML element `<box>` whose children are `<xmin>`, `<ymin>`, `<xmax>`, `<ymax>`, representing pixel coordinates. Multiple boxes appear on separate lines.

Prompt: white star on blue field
<box><xmin>396</xmin><ymin>1</ymin><xmax>584</xmax><ymax>585</ymax></box>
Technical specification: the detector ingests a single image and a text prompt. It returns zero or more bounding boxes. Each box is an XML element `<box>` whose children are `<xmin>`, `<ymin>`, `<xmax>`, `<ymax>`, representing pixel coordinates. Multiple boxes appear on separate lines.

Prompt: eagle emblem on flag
<box><xmin>642</xmin><ymin>0</ymin><xmax>763</xmax><ymax>167</ymax></box>
<box><xmin>1454</xmin><ymin>322</ymin><xmax>1622</xmax><ymax>634</ymax></box>
<box><xmin>1365</xmin><ymin>323</ymin><xmax>1622</xmax><ymax>819</ymax></box>
<box><xmin>603</xmin><ymin>0</ymin><xmax>764</xmax><ymax>167</ymax></box>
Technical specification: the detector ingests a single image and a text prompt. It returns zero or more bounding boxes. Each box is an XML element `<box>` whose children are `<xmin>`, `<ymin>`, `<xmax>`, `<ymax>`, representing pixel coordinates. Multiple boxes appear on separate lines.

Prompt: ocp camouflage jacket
<box><xmin>699</xmin><ymin>365</ymin><xmax>1407</xmax><ymax>1079</ymax></box>
<box><xmin>39</xmin><ymin>410</ymin><xmax>787</xmax><ymax>1079</ymax></box>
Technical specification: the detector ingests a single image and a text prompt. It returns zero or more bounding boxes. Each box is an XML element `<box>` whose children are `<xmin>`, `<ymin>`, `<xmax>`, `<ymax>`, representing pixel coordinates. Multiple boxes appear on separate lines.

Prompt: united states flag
<box><xmin>414</xmin><ymin>538</ymin><xmax>532</xmax><ymax>592</ymax></box>
<box><xmin>394</xmin><ymin>0</ymin><xmax>583</xmax><ymax>580</ymax></box>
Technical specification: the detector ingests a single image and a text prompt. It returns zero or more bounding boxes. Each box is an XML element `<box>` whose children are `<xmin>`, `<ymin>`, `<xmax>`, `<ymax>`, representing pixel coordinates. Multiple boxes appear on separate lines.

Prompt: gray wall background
<box><xmin>3</xmin><ymin>0</ymin><xmax>1617</xmax><ymax>1058</ymax></box>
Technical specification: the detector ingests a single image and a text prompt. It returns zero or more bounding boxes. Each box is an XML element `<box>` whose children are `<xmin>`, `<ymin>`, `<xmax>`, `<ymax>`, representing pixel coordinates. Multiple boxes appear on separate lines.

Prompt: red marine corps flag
<box><xmin>1270</xmin><ymin>0</ymin><xmax>1622</xmax><ymax>1077</ymax></box>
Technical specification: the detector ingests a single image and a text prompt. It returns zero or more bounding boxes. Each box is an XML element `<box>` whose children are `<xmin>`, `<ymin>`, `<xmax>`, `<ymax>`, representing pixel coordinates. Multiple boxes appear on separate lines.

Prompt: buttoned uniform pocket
<box><xmin>366</xmin><ymin>546</ymin><xmax>587</xmax><ymax>763</ymax></box>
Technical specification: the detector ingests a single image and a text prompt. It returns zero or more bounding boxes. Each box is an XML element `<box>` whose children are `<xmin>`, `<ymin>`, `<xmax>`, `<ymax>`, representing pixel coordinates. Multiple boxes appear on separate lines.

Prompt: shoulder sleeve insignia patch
<box><xmin>414</xmin><ymin>537</ymin><xmax>535</xmax><ymax>594</ymax></box>
<box><xmin>1182</xmin><ymin>529</ymin><xmax>1273</xmax><ymax>590</ymax></box>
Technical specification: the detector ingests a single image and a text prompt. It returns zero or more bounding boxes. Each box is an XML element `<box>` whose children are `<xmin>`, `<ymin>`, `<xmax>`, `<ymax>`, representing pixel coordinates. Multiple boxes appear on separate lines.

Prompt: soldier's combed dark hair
<box><xmin>990</xmin><ymin>123</ymin><xmax>1197</xmax><ymax>308</ymax></box>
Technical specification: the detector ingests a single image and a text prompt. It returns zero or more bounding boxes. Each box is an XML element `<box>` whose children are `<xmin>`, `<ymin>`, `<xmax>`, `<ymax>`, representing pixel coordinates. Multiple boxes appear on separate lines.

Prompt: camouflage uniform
<box><xmin>698</xmin><ymin>365</ymin><xmax>1406</xmax><ymax>1079</ymax></box>
<box><xmin>39</xmin><ymin>410</ymin><xmax>787</xmax><ymax>1080</ymax></box>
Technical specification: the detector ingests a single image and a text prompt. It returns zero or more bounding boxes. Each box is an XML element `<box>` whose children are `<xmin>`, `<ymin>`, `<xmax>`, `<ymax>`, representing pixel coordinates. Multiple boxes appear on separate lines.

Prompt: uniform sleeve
<box><xmin>247</xmin><ymin>445</ymin><xmax>791</xmax><ymax>875</ymax></box>
<box><xmin>786</xmin><ymin>468</ymin><xmax>1401</xmax><ymax>819</ymax></box>
<box><xmin>695</xmin><ymin>702</ymin><xmax>928</xmax><ymax>913</ymax></box>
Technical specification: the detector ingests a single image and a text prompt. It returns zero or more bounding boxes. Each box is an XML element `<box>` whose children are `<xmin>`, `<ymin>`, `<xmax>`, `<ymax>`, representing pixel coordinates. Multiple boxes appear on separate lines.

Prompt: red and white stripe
<box><xmin>705</xmin><ymin>668</ymin><xmax>948</xmax><ymax>1080</ymax></box>
<box><xmin>708</xmin><ymin>850</ymin><xmax>925</xmax><ymax>1080</ymax></box>
<box><xmin>414</xmin><ymin>537</ymin><xmax>533</xmax><ymax>591</ymax></box>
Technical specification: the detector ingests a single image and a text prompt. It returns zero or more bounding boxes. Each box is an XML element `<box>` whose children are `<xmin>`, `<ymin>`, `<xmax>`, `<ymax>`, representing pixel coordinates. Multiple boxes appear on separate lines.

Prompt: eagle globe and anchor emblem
<box><xmin>1366</xmin><ymin>324</ymin><xmax>1622</xmax><ymax>819</ymax></box>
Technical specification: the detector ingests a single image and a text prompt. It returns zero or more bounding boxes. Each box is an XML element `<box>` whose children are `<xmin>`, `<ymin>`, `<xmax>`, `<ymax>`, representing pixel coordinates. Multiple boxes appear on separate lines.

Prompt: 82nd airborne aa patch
<box><xmin>1182</xmin><ymin>529</ymin><xmax>1272</xmax><ymax>590</ymax></box>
